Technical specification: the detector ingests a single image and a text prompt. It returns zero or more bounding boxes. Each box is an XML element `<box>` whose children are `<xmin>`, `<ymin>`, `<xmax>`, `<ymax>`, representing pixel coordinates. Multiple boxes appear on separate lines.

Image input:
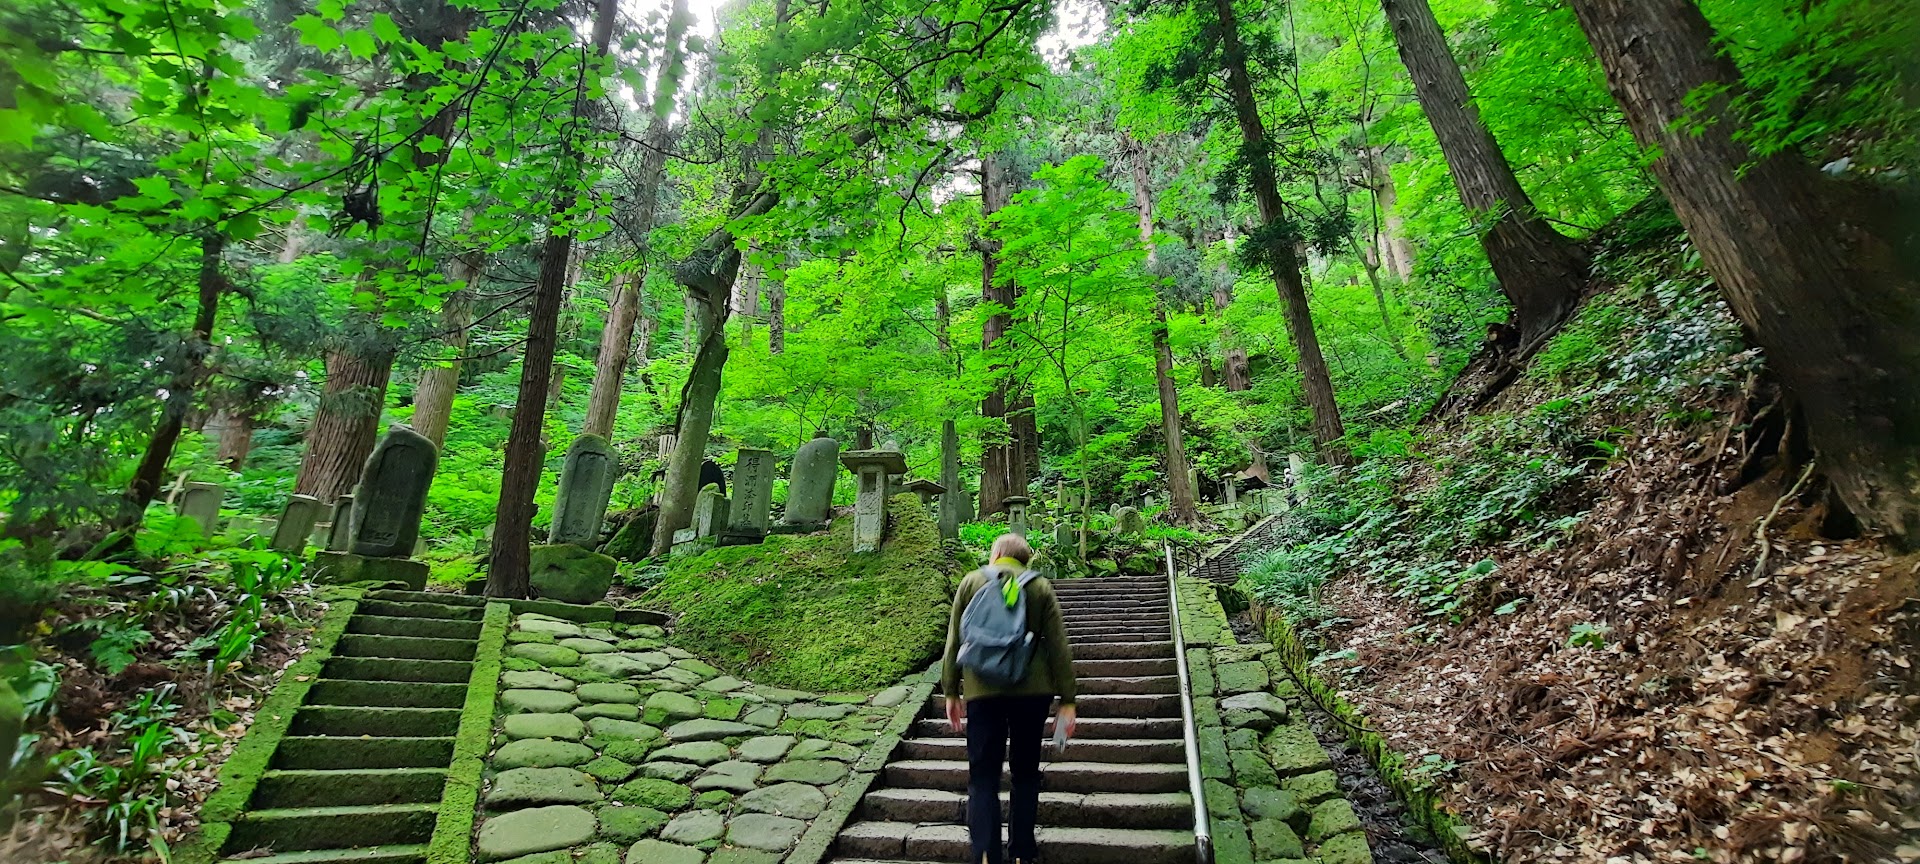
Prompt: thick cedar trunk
<box><xmin>584</xmin><ymin>272</ymin><xmax>639</xmax><ymax>438</ymax></box>
<box><xmin>1012</xmin><ymin>393</ymin><xmax>1038</xmax><ymax>493</ymax></box>
<box><xmin>1368</xmin><ymin>147</ymin><xmax>1417</xmax><ymax>279</ymax></box>
<box><xmin>295</xmin><ymin>343</ymin><xmax>396</xmax><ymax>502</ymax></box>
<box><xmin>1127</xmin><ymin>137</ymin><xmax>1200</xmax><ymax>524</ymax></box>
<box><xmin>120</xmin><ymin>234</ymin><xmax>225</xmax><ymax>525</ymax></box>
<box><xmin>1212</xmin><ymin>284</ymin><xmax>1253</xmax><ymax>392</ymax></box>
<box><xmin>1381</xmin><ymin>0</ymin><xmax>1587</xmax><ymax>351</ymax></box>
<box><xmin>411</xmin><ymin>250</ymin><xmax>482</xmax><ymax>447</ymax></box>
<box><xmin>487</xmin><ymin>0</ymin><xmax>620</xmax><ymax>597</ymax></box>
<box><xmin>1212</xmin><ymin>0</ymin><xmax>1348</xmax><ymax>455</ymax></box>
<box><xmin>650</xmin><ymin>299</ymin><xmax>731</xmax><ymax>556</ymax></box>
<box><xmin>1199</xmin><ymin>358</ymin><xmax>1218</xmax><ymax>388</ymax></box>
<box><xmin>977</xmin><ymin>151</ymin><xmax>1018</xmax><ymax>517</ymax></box>
<box><xmin>214</xmin><ymin>410</ymin><xmax>254</xmax><ymax>469</ymax></box>
<box><xmin>1568</xmin><ymin>0</ymin><xmax>1920</xmax><ymax>543</ymax></box>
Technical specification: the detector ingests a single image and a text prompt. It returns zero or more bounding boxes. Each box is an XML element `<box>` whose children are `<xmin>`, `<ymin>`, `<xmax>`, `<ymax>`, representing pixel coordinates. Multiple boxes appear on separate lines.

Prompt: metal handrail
<box><xmin>1165</xmin><ymin>542</ymin><xmax>1214</xmax><ymax>864</ymax></box>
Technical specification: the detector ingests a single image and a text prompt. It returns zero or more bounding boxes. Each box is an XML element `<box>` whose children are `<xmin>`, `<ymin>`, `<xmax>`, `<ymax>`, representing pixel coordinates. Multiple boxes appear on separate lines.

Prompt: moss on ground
<box><xmin>647</xmin><ymin>495</ymin><xmax>956</xmax><ymax>692</ymax></box>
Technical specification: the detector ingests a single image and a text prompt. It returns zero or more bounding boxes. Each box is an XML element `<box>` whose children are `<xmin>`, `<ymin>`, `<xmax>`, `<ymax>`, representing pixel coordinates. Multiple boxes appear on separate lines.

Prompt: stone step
<box><xmin>308</xmin><ymin>680</ymin><xmax>467</xmax><ymax>709</ymax></box>
<box><xmin>271</xmin><ymin>737</ymin><xmax>455</xmax><ymax>771</ymax></box>
<box><xmin>357</xmin><ymin>599</ymin><xmax>485</xmax><ymax>622</ymax></box>
<box><xmin>251</xmin><ymin>768</ymin><xmax>448</xmax><ymax>809</ymax></box>
<box><xmin>347</xmin><ymin>614</ymin><xmax>482</xmax><ymax>641</ymax></box>
<box><xmin>930</xmin><ymin>694</ymin><xmax>1180</xmax><ymax>720</ymax></box>
<box><xmin>897</xmin><ymin>737</ymin><xmax>1185</xmax><ymax>764</ymax></box>
<box><xmin>883</xmin><ymin>760</ymin><xmax>1188</xmax><ymax>794</ymax></box>
<box><xmin>291</xmin><ymin>706</ymin><xmax>463</xmax><ymax>738</ymax></box>
<box><xmin>365</xmin><ymin>589</ymin><xmax>486</xmax><ymax>608</ymax></box>
<box><xmin>1073</xmin><ymin>657</ymin><xmax>1174</xmax><ymax>678</ymax></box>
<box><xmin>219</xmin><ymin>844</ymin><xmax>427</xmax><ymax>864</ymax></box>
<box><xmin>1070</xmin><ymin>641</ymin><xmax>1175</xmax><ymax>661</ymax></box>
<box><xmin>323</xmin><ymin>657</ymin><xmax>475</xmax><ymax>684</ymax></box>
<box><xmin>911</xmin><ymin>717</ymin><xmax>1181</xmax><ymax>740</ymax></box>
<box><xmin>835</xmin><ymin>821</ymin><xmax>1194</xmax><ymax>864</ymax></box>
<box><xmin>335</xmin><ymin>634</ymin><xmax>476</xmax><ymax>662</ymax></box>
<box><xmin>1061</xmin><ymin>611</ymin><xmax>1170</xmax><ymax>624</ymax></box>
<box><xmin>225</xmin><ymin>803</ymin><xmax>438</xmax><ymax>854</ymax></box>
<box><xmin>858</xmin><ymin>788</ymin><xmax>1192</xmax><ymax>830</ymax></box>
<box><xmin>1055</xmin><ymin>598</ymin><xmax>1168</xmax><ymax>609</ymax></box>
<box><xmin>1076</xmin><ymin>675</ymin><xmax>1178</xmax><ymax>695</ymax></box>
<box><xmin>1065</xmin><ymin>632</ymin><xmax>1170</xmax><ymax>644</ymax></box>
<box><xmin>1066</xmin><ymin>625</ymin><xmax>1171</xmax><ymax>639</ymax></box>
<box><xmin>1051</xmin><ymin>578</ymin><xmax>1167</xmax><ymax>590</ymax></box>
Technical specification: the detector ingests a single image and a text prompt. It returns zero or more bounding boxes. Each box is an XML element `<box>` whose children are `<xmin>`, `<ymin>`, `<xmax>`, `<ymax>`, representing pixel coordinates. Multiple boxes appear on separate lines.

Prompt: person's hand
<box><xmin>1055</xmin><ymin>704</ymin><xmax>1077</xmax><ymax>740</ymax></box>
<box><xmin>946</xmin><ymin>697</ymin><xmax>965</xmax><ymax>733</ymax></box>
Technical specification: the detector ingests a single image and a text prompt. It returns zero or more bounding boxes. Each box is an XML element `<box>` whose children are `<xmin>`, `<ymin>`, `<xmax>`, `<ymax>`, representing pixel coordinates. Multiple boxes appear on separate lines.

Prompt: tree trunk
<box><xmin>1381</xmin><ymin>0</ymin><xmax>1588</xmax><ymax>351</ymax></box>
<box><xmin>1127</xmin><ymin>136</ymin><xmax>1200</xmax><ymax>524</ymax></box>
<box><xmin>411</xmin><ymin>249</ymin><xmax>482</xmax><ymax>447</ymax></box>
<box><xmin>1012</xmin><ymin>392</ymin><xmax>1038</xmax><ymax>494</ymax></box>
<box><xmin>1199</xmin><ymin>358</ymin><xmax>1218</xmax><ymax>388</ymax></box>
<box><xmin>214</xmin><ymin>410</ymin><xmax>254</xmax><ymax>470</ymax></box>
<box><xmin>1212</xmin><ymin>0</ymin><xmax>1348</xmax><ymax>456</ymax></box>
<box><xmin>584</xmin><ymin>272</ymin><xmax>639</xmax><ymax>438</ymax></box>
<box><xmin>1368</xmin><ymin>147</ymin><xmax>1417</xmax><ymax>279</ymax></box>
<box><xmin>295</xmin><ymin>342</ymin><xmax>396</xmax><ymax>503</ymax></box>
<box><xmin>977</xmin><ymin>150</ymin><xmax>1018</xmax><ymax>517</ymax></box>
<box><xmin>649</xmin><ymin>308</ymin><xmax>731</xmax><ymax>556</ymax></box>
<box><xmin>119</xmin><ymin>233</ymin><xmax>225</xmax><ymax>525</ymax></box>
<box><xmin>488</xmin><ymin>0</ymin><xmax>620</xmax><ymax>597</ymax></box>
<box><xmin>1213</xmin><ymin>284</ymin><xmax>1253</xmax><ymax>392</ymax></box>
<box><xmin>1568</xmin><ymin>0</ymin><xmax>1920</xmax><ymax>544</ymax></box>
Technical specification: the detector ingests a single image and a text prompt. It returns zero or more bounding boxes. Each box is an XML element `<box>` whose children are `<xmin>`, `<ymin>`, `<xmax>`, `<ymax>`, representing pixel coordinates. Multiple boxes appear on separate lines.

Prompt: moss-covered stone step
<box><xmin>323</xmin><ymin>657</ymin><xmax>474</xmax><ymax>684</ymax></box>
<box><xmin>336</xmin><ymin>634</ymin><xmax>477</xmax><ymax>661</ymax></box>
<box><xmin>365</xmin><ymin>589</ymin><xmax>486</xmax><ymax>608</ymax></box>
<box><xmin>252</xmin><ymin>768</ymin><xmax>448</xmax><ymax>809</ymax></box>
<box><xmin>226</xmin><ymin>803</ymin><xmax>437</xmax><ymax>853</ymax></box>
<box><xmin>1073</xmin><ymin>657</ymin><xmax>1176</xmax><ymax>677</ymax></box>
<box><xmin>308</xmin><ymin>680</ymin><xmax>467</xmax><ymax>709</ymax></box>
<box><xmin>1072</xmin><ymin>641</ymin><xmax>1177</xmax><ymax>661</ymax></box>
<box><xmin>1078</xmin><ymin>675</ymin><xmax>1180</xmax><ymax>695</ymax></box>
<box><xmin>290</xmin><ymin>707</ymin><xmax>462</xmax><ymax>738</ymax></box>
<box><xmin>217</xmin><ymin>843</ymin><xmax>426</xmax><ymax>864</ymax></box>
<box><xmin>272</xmin><ymin>736</ymin><xmax>455</xmax><ymax>770</ymax></box>
<box><xmin>358</xmin><ymin>599</ymin><xmax>485</xmax><ymax>621</ymax></box>
<box><xmin>347</xmin><ymin>615</ymin><xmax>483</xmax><ymax>641</ymax></box>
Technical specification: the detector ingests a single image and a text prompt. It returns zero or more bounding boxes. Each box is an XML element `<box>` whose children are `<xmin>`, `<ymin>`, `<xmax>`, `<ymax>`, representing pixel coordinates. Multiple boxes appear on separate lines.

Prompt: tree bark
<box><xmin>1211</xmin><ymin>0</ymin><xmax>1348</xmax><ymax>456</ymax></box>
<box><xmin>487</xmin><ymin>0</ymin><xmax>620</xmax><ymax>597</ymax></box>
<box><xmin>1568</xmin><ymin>0</ymin><xmax>1920</xmax><ymax>544</ymax></box>
<box><xmin>649</xmin><ymin>294</ymin><xmax>732</xmax><ymax>556</ymax></box>
<box><xmin>1213</xmin><ymin>283</ymin><xmax>1253</xmax><ymax>392</ymax></box>
<box><xmin>977</xmin><ymin>150</ymin><xmax>1019</xmax><ymax>517</ymax></box>
<box><xmin>1381</xmin><ymin>0</ymin><xmax>1588</xmax><ymax>351</ymax></box>
<box><xmin>1367</xmin><ymin>147</ymin><xmax>1417</xmax><ymax>279</ymax></box>
<box><xmin>213</xmin><ymin>410</ymin><xmax>254</xmax><ymax>470</ymax></box>
<box><xmin>119</xmin><ymin>233</ymin><xmax>225</xmax><ymax>525</ymax></box>
<box><xmin>584</xmin><ymin>272</ymin><xmax>639</xmax><ymax>438</ymax></box>
<box><xmin>295</xmin><ymin>341</ymin><xmax>396</xmax><ymax>503</ymax></box>
<box><xmin>411</xmin><ymin>249</ymin><xmax>482</xmax><ymax>447</ymax></box>
<box><xmin>1126</xmin><ymin>136</ymin><xmax>1200</xmax><ymax>524</ymax></box>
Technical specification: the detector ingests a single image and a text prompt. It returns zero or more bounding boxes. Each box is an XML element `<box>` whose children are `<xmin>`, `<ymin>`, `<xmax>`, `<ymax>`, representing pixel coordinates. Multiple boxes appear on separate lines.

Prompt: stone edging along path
<box><xmin>178</xmin><ymin>590</ymin><xmax>929</xmax><ymax>864</ymax></box>
<box><xmin>1176</xmin><ymin>576</ymin><xmax>1378</xmax><ymax>864</ymax></box>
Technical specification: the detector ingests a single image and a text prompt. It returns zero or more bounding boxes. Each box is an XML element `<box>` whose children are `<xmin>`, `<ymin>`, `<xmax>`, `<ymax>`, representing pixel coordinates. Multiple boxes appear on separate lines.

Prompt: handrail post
<box><xmin>1166</xmin><ymin>542</ymin><xmax>1214</xmax><ymax>864</ymax></box>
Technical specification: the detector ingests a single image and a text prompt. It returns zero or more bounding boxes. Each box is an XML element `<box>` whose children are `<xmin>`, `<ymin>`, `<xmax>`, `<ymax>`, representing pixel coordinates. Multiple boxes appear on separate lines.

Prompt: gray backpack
<box><xmin>956</xmin><ymin>566</ymin><xmax>1041</xmax><ymax>687</ymax></box>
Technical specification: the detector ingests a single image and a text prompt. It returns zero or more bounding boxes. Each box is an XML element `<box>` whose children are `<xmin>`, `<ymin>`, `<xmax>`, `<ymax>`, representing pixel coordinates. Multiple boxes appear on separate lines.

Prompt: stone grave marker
<box><xmin>325</xmin><ymin>494</ymin><xmax>354</xmax><ymax>552</ymax></box>
<box><xmin>271</xmin><ymin>494</ymin><xmax>325</xmax><ymax>554</ymax></box>
<box><xmin>177</xmin><ymin>482</ymin><xmax>222</xmax><ymax>535</ymax></box>
<box><xmin>840</xmin><ymin>449</ymin><xmax>908</xmax><ymax>553</ymax></box>
<box><xmin>693</xmin><ymin>485</ymin><xmax>729</xmax><ymax>538</ymax></box>
<box><xmin>720</xmin><ymin>448</ymin><xmax>776</xmax><ymax>546</ymax></box>
<box><xmin>548</xmin><ymin>434</ymin><xmax>616</xmax><ymax>548</ymax></box>
<box><xmin>312</xmin><ymin>425</ymin><xmax>436</xmax><ymax>590</ymax></box>
<box><xmin>1115</xmin><ymin>505</ymin><xmax>1146</xmax><ymax>535</ymax></box>
<box><xmin>782</xmin><ymin>436</ymin><xmax>838</xmax><ymax>530</ymax></box>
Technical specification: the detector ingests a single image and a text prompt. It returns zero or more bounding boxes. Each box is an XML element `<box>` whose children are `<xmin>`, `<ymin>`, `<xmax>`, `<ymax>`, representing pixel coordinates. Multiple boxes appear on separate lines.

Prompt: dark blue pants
<box><xmin>965</xmin><ymin>695</ymin><xmax>1051</xmax><ymax>863</ymax></box>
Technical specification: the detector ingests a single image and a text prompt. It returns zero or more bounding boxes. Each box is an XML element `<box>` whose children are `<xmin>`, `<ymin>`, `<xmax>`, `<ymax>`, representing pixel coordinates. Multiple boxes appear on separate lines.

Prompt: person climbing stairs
<box><xmin>831</xmin><ymin>575</ymin><xmax>1198</xmax><ymax>864</ymax></box>
<box><xmin>215</xmin><ymin>590</ymin><xmax>487</xmax><ymax>864</ymax></box>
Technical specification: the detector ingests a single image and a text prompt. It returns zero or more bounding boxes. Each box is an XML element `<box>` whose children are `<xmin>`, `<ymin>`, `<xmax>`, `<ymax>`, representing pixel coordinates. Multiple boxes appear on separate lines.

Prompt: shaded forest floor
<box><xmin>1274</xmin><ymin>218</ymin><xmax>1920</xmax><ymax>862</ymax></box>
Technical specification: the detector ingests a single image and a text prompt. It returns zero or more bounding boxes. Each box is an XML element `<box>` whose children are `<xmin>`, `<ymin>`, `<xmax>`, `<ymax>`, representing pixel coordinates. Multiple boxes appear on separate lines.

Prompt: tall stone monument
<box><xmin>271</xmin><ymin>494</ymin><xmax>325</xmax><ymax>554</ymax></box>
<box><xmin>720</xmin><ymin>448</ymin><xmax>776</xmax><ymax>546</ymax></box>
<box><xmin>781</xmin><ymin>435</ymin><xmax>839</xmax><ymax>531</ymax></box>
<box><xmin>1004</xmin><ymin>495</ymin><xmax>1031</xmax><ymax>538</ymax></box>
<box><xmin>529</xmin><ymin>434</ymin><xmax>620</xmax><ymax>605</ymax></box>
<box><xmin>1223</xmin><ymin>475</ymin><xmax>1239</xmax><ymax>507</ymax></box>
<box><xmin>841</xmin><ymin>449</ymin><xmax>908</xmax><ymax>553</ymax></box>
<box><xmin>548</xmin><ymin>434</ymin><xmax>616</xmax><ymax>547</ymax></box>
<box><xmin>177</xmin><ymin>483</ymin><xmax>222</xmax><ymax>536</ymax></box>
<box><xmin>312</xmin><ymin>425</ymin><xmax>437</xmax><ymax>590</ymax></box>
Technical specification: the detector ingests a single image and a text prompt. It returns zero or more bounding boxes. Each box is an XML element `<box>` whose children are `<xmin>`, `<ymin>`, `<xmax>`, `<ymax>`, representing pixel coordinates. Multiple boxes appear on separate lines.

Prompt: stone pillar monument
<box><xmin>177</xmin><ymin>483</ymin><xmax>222</xmax><ymax>536</ymax></box>
<box><xmin>312</xmin><ymin>425</ymin><xmax>437</xmax><ymax>589</ymax></box>
<box><xmin>548</xmin><ymin>434</ymin><xmax>616</xmax><ymax>547</ymax></box>
<box><xmin>841</xmin><ymin>449</ymin><xmax>908</xmax><ymax>553</ymax></box>
<box><xmin>720</xmin><ymin>448</ymin><xmax>776</xmax><ymax>546</ymax></box>
<box><xmin>693</xmin><ymin>485</ymin><xmax>730</xmax><ymax>538</ymax></box>
<box><xmin>1223</xmin><ymin>475</ymin><xmax>1238</xmax><ymax>508</ymax></box>
<box><xmin>271</xmin><ymin>494</ymin><xmax>325</xmax><ymax>554</ymax></box>
<box><xmin>1003</xmin><ymin>495</ymin><xmax>1031</xmax><ymax>538</ymax></box>
<box><xmin>781</xmin><ymin>435</ymin><xmax>838</xmax><ymax>531</ymax></box>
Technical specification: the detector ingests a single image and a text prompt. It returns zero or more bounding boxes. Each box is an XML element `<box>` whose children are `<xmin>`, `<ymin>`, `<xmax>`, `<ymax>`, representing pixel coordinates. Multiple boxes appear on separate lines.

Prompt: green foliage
<box><xmin>648</xmin><ymin>496</ymin><xmax>957</xmax><ymax>691</ymax></box>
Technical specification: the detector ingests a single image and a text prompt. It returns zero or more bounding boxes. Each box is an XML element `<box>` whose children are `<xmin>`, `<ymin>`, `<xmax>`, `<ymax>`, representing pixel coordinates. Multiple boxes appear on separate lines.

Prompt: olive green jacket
<box><xmin>940</xmin><ymin>560</ymin><xmax>1077</xmax><ymax>705</ymax></box>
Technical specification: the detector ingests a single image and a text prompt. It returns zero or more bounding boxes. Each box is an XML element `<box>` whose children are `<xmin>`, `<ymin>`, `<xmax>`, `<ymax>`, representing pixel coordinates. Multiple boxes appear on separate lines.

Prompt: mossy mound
<box><xmin>647</xmin><ymin>494</ymin><xmax>955</xmax><ymax>691</ymax></box>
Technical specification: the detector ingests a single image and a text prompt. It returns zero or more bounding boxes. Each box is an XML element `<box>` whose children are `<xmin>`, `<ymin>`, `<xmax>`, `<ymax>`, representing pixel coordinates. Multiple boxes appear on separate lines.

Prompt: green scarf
<box><xmin>992</xmin><ymin>557</ymin><xmax>1026</xmax><ymax>607</ymax></box>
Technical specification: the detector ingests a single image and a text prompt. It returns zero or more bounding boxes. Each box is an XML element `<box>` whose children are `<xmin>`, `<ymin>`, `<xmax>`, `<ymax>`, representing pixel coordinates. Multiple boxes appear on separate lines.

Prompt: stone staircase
<box><xmin>831</xmin><ymin>575</ymin><xmax>1198</xmax><ymax>864</ymax></box>
<box><xmin>215</xmin><ymin>590</ymin><xmax>488</xmax><ymax>864</ymax></box>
